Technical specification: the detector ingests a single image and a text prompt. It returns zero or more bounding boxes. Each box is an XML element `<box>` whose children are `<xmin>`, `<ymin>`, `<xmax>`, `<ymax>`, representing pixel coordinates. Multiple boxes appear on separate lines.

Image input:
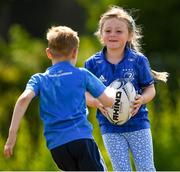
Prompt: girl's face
<box><xmin>101</xmin><ymin>17</ymin><xmax>131</xmax><ymax>50</ymax></box>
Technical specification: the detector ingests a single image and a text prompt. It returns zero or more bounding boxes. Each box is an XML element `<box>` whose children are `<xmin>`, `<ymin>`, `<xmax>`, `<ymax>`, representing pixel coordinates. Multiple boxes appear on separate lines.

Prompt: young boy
<box><xmin>4</xmin><ymin>26</ymin><xmax>115</xmax><ymax>171</ymax></box>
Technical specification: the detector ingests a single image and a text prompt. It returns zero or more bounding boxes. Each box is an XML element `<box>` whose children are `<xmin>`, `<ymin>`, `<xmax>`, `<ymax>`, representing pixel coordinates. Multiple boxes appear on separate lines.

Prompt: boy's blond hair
<box><xmin>46</xmin><ymin>26</ymin><xmax>79</xmax><ymax>56</ymax></box>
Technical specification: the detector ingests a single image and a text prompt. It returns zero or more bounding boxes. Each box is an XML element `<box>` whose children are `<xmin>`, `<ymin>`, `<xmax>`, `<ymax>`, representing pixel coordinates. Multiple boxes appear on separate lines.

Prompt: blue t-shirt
<box><xmin>26</xmin><ymin>61</ymin><xmax>106</xmax><ymax>150</ymax></box>
<box><xmin>85</xmin><ymin>46</ymin><xmax>154</xmax><ymax>134</ymax></box>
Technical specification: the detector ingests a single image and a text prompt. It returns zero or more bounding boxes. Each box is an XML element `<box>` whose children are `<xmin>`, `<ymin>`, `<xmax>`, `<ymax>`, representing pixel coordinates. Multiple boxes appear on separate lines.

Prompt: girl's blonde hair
<box><xmin>95</xmin><ymin>6</ymin><xmax>142</xmax><ymax>52</ymax></box>
<box><xmin>95</xmin><ymin>6</ymin><xmax>169</xmax><ymax>82</ymax></box>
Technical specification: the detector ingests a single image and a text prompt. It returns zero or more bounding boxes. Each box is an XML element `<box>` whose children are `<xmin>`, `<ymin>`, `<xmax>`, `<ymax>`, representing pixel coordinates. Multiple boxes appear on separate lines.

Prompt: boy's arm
<box><xmin>85</xmin><ymin>92</ymin><xmax>103</xmax><ymax>108</ymax></box>
<box><xmin>85</xmin><ymin>90</ymin><xmax>114</xmax><ymax>117</ymax></box>
<box><xmin>4</xmin><ymin>89</ymin><xmax>35</xmax><ymax>158</ymax></box>
<box><xmin>86</xmin><ymin>87</ymin><xmax>115</xmax><ymax>108</ymax></box>
<box><xmin>97</xmin><ymin>87</ymin><xmax>115</xmax><ymax>107</ymax></box>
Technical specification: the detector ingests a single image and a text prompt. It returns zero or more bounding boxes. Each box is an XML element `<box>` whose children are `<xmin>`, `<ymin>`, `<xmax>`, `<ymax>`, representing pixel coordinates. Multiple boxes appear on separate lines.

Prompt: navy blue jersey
<box><xmin>26</xmin><ymin>61</ymin><xmax>106</xmax><ymax>149</ymax></box>
<box><xmin>85</xmin><ymin>46</ymin><xmax>154</xmax><ymax>134</ymax></box>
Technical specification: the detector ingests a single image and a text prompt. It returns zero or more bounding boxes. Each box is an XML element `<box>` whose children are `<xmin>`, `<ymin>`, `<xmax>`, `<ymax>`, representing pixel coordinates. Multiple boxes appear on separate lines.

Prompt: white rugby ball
<box><xmin>106</xmin><ymin>79</ymin><xmax>136</xmax><ymax>125</ymax></box>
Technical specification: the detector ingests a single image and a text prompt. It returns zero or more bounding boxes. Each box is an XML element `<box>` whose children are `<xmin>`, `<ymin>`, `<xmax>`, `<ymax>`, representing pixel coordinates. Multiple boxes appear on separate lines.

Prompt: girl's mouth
<box><xmin>109</xmin><ymin>40</ymin><xmax>118</xmax><ymax>42</ymax></box>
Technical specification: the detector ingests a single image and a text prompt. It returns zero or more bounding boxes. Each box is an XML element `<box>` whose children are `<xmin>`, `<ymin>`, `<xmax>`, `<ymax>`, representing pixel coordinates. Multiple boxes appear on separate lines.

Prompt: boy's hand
<box><xmin>4</xmin><ymin>133</ymin><xmax>17</xmax><ymax>158</ymax></box>
<box><xmin>93</xmin><ymin>99</ymin><xmax>109</xmax><ymax>117</ymax></box>
<box><xmin>98</xmin><ymin>106</ymin><xmax>109</xmax><ymax>117</ymax></box>
<box><xmin>131</xmin><ymin>94</ymin><xmax>144</xmax><ymax>116</ymax></box>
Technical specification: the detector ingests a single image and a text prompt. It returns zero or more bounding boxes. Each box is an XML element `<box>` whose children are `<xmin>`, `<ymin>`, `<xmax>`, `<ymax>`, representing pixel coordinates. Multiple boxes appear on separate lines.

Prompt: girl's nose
<box><xmin>110</xmin><ymin>31</ymin><xmax>115</xmax><ymax>36</ymax></box>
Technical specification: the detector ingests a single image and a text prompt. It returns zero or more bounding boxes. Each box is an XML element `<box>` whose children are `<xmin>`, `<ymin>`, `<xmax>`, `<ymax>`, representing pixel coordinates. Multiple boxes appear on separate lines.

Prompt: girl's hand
<box><xmin>131</xmin><ymin>94</ymin><xmax>144</xmax><ymax>116</ymax></box>
<box><xmin>4</xmin><ymin>133</ymin><xmax>17</xmax><ymax>158</ymax></box>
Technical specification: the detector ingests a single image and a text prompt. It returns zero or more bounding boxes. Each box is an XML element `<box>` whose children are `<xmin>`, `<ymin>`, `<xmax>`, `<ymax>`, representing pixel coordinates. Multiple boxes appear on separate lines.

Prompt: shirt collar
<box><xmin>46</xmin><ymin>61</ymin><xmax>72</xmax><ymax>72</ymax></box>
<box><xmin>100</xmin><ymin>45</ymin><xmax>131</xmax><ymax>64</ymax></box>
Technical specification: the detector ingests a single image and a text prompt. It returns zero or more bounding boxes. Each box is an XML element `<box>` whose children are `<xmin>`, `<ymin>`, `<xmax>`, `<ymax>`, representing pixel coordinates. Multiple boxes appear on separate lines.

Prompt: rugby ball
<box><xmin>106</xmin><ymin>79</ymin><xmax>136</xmax><ymax>125</ymax></box>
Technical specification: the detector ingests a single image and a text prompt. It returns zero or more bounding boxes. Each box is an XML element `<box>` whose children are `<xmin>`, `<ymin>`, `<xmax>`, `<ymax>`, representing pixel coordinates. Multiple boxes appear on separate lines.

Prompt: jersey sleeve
<box><xmin>83</xmin><ymin>68</ymin><xmax>106</xmax><ymax>98</ymax></box>
<box><xmin>26</xmin><ymin>74</ymin><xmax>40</xmax><ymax>97</ymax></box>
<box><xmin>137</xmin><ymin>56</ymin><xmax>154</xmax><ymax>87</ymax></box>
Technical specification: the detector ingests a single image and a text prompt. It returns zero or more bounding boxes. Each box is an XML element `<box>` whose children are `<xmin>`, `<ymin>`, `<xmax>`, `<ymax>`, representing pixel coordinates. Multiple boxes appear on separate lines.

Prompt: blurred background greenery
<box><xmin>0</xmin><ymin>0</ymin><xmax>180</xmax><ymax>171</ymax></box>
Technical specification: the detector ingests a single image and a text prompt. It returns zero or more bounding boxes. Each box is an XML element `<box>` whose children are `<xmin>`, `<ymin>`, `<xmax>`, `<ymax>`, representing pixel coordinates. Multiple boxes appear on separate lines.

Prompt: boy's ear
<box><xmin>72</xmin><ymin>48</ymin><xmax>78</xmax><ymax>59</ymax></box>
<box><xmin>46</xmin><ymin>48</ymin><xmax>52</xmax><ymax>59</ymax></box>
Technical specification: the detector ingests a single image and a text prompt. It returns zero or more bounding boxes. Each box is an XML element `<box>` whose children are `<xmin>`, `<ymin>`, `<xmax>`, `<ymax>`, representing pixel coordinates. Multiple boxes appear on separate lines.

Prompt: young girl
<box><xmin>85</xmin><ymin>6</ymin><xmax>168</xmax><ymax>171</ymax></box>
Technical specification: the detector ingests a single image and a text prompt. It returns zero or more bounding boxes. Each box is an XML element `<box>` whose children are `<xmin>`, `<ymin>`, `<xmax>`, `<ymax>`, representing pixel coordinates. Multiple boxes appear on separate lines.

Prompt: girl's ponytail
<box><xmin>151</xmin><ymin>70</ymin><xmax>169</xmax><ymax>83</ymax></box>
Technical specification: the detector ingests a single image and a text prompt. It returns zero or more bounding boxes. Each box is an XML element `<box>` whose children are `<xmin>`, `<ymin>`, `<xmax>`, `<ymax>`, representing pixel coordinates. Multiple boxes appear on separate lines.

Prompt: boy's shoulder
<box><xmin>78</xmin><ymin>67</ymin><xmax>92</xmax><ymax>74</ymax></box>
<box><xmin>28</xmin><ymin>72</ymin><xmax>47</xmax><ymax>83</ymax></box>
<box><xmin>31</xmin><ymin>72</ymin><xmax>46</xmax><ymax>77</ymax></box>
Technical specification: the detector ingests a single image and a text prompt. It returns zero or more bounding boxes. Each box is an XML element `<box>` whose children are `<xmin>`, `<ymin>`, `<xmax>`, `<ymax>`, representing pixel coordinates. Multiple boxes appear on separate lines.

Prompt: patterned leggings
<box><xmin>102</xmin><ymin>129</ymin><xmax>156</xmax><ymax>171</ymax></box>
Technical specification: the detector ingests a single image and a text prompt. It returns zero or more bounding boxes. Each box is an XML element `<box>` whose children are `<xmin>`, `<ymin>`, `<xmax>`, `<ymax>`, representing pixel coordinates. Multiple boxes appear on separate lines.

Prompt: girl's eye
<box><xmin>105</xmin><ymin>30</ymin><xmax>111</xmax><ymax>33</ymax></box>
<box><xmin>117</xmin><ymin>30</ymin><xmax>122</xmax><ymax>33</ymax></box>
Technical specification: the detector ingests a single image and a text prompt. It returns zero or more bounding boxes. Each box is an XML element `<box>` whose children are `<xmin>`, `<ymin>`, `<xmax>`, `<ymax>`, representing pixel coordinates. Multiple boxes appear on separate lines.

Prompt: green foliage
<box><xmin>8</xmin><ymin>25</ymin><xmax>48</xmax><ymax>73</ymax></box>
<box><xmin>0</xmin><ymin>25</ymin><xmax>57</xmax><ymax>170</ymax></box>
<box><xmin>150</xmin><ymin>84</ymin><xmax>180</xmax><ymax>170</ymax></box>
<box><xmin>77</xmin><ymin>0</ymin><xmax>120</xmax><ymax>33</ymax></box>
<box><xmin>77</xmin><ymin>35</ymin><xmax>101</xmax><ymax>67</ymax></box>
<box><xmin>1</xmin><ymin>0</ymin><xmax>180</xmax><ymax>170</ymax></box>
<box><xmin>0</xmin><ymin>120</ymin><xmax>58</xmax><ymax>170</ymax></box>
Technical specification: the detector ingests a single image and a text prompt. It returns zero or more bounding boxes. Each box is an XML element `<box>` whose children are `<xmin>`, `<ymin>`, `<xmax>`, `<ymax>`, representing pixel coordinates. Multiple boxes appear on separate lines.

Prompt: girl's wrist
<box><xmin>141</xmin><ymin>95</ymin><xmax>145</xmax><ymax>104</ymax></box>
